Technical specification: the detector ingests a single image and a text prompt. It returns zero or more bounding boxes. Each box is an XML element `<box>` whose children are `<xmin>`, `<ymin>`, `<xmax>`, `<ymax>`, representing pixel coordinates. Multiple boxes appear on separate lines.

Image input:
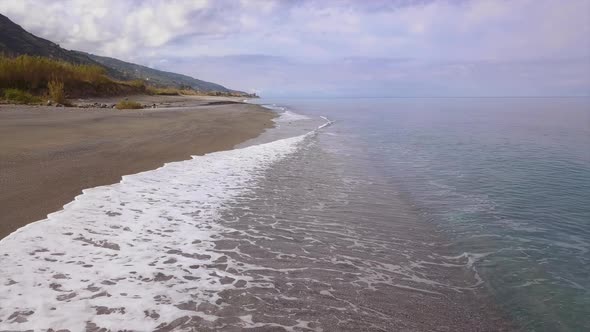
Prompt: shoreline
<box><xmin>0</xmin><ymin>99</ymin><xmax>518</xmax><ymax>331</ymax></box>
<box><xmin>0</xmin><ymin>120</ymin><xmax>310</xmax><ymax>331</ymax></box>
<box><xmin>0</xmin><ymin>95</ymin><xmax>276</xmax><ymax>239</ymax></box>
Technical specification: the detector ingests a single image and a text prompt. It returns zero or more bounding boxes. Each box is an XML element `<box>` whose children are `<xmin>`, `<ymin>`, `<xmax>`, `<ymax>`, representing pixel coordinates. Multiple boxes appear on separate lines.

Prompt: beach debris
<box><xmin>75</xmin><ymin>102</ymin><xmax>117</xmax><ymax>109</ymax></box>
<box><xmin>140</xmin><ymin>103</ymin><xmax>158</xmax><ymax>109</ymax></box>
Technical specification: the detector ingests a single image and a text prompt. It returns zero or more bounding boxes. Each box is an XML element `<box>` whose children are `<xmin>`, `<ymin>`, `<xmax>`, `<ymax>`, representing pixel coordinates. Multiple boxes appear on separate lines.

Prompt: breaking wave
<box><xmin>0</xmin><ymin>116</ymin><xmax>329</xmax><ymax>331</ymax></box>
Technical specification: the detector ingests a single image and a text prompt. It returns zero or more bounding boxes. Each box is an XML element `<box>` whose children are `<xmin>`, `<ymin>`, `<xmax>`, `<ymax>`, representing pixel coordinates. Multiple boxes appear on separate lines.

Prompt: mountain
<box><xmin>0</xmin><ymin>13</ymin><xmax>241</xmax><ymax>94</ymax></box>
<box><xmin>0</xmin><ymin>13</ymin><xmax>97</xmax><ymax>65</ymax></box>
<box><xmin>78</xmin><ymin>52</ymin><xmax>232</xmax><ymax>93</ymax></box>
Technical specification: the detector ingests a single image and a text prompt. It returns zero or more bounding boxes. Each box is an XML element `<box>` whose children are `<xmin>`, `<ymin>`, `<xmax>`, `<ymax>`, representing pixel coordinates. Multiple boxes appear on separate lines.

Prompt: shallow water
<box><xmin>0</xmin><ymin>126</ymin><xmax>313</xmax><ymax>331</ymax></box>
<box><xmin>253</xmin><ymin>97</ymin><xmax>590</xmax><ymax>331</ymax></box>
<box><xmin>0</xmin><ymin>98</ymin><xmax>588</xmax><ymax>331</ymax></box>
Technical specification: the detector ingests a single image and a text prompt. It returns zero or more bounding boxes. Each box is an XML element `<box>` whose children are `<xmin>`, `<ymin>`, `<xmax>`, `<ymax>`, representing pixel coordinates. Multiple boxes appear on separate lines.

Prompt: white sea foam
<box><xmin>259</xmin><ymin>103</ymin><xmax>285</xmax><ymax>111</ymax></box>
<box><xmin>318</xmin><ymin>116</ymin><xmax>334</xmax><ymax>129</ymax></box>
<box><xmin>258</xmin><ymin>104</ymin><xmax>311</xmax><ymax>123</ymax></box>
<box><xmin>0</xmin><ymin>122</ymin><xmax>329</xmax><ymax>330</ymax></box>
<box><xmin>274</xmin><ymin>110</ymin><xmax>310</xmax><ymax>122</ymax></box>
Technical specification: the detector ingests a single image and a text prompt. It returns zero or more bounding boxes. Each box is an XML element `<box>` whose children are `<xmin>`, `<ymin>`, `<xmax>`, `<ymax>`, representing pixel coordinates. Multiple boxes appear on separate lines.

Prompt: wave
<box><xmin>318</xmin><ymin>116</ymin><xmax>334</xmax><ymax>129</ymax></box>
<box><xmin>258</xmin><ymin>103</ymin><xmax>285</xmax><ymax>111</ymax></box>
<box><xmin>257</xmin><ymin>103</ymin><xmax>312</xmax><ymax>123</ymax></box>
<box><xmin>0</xmin><ymin>117</ymin><xmax>332</xmax><ymax>331</ymax></box>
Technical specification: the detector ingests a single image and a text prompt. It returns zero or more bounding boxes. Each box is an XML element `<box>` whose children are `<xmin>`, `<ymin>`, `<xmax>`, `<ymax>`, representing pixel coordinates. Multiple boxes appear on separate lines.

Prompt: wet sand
<box><xmin>0</xmin><ymin>97</ymin><xmax>275</xmax><ymax>239</ymax></box>
<box><xmin>0</xmin><ymin>101</ymin><xmax>517</xmax><ymax>331</ymax></box>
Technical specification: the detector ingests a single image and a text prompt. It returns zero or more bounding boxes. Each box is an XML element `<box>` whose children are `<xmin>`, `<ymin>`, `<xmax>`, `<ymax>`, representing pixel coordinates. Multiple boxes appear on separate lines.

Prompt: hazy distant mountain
<box><xmin>0</xmin><ymin>13</ymin><xmax>238</xmax><ymax>93</ymax></box>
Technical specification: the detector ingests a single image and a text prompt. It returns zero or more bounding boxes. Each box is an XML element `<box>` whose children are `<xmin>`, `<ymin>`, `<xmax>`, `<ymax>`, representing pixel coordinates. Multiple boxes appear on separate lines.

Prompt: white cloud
<box><xmin>0</xmin><ymin>0</ymin><xmax>212</xmax><ymax>57</ymax></box>
<box><xmin>0</xmin><ymin>0</ymin><xmax>588</xmax><ymax>95</ymax></box>
<box><xmin>1</xmin><ymin>0</ymin><xmax>588</xmax><ymax>60</ymax></box>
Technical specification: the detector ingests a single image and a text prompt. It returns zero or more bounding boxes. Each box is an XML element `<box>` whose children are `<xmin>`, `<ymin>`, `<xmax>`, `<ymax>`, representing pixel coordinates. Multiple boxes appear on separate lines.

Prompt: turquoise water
<box><xmin>256</xmin><ymin>97</ymin><xmax>590</xmax><ymax>331</ymax></box>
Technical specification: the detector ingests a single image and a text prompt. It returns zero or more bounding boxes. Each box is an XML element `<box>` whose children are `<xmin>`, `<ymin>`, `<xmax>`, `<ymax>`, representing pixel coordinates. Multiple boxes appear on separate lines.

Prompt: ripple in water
<box><xmin>251</xmin><ymin>97</ymin><xmax>590</xmax><ymax>331</ymax></box>
<box><xmin>0</xmin><ymin>112</ymin><xmax>513</xmax><ymax>331</ymax></box>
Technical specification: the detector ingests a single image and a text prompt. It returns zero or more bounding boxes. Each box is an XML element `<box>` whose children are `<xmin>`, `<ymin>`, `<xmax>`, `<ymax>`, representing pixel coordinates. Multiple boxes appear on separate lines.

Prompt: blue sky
<box><xmin>1</xmin><ymin>0</ymin><xmax>589</xmax><ymax>97</ymax></box>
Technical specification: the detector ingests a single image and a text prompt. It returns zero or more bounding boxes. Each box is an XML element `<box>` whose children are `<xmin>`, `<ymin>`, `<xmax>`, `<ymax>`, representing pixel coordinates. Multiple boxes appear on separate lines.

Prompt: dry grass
<box><xmin>178</xmin><ymin>89</ymin><xmax>202</xmax><ymax>96</ymax></box>
<box><xmin>125</xmin><ymin>79</ymin><xmax>147</xmax><ymax>89</ymax></box>
<box><xmin>0</xmin><ymin>55</ymin><xmax>149</xmax><ymax>101</ymax></box>
<box><xmin>0</xmin><ymin>55</ymin><xmax>108</xmax><ymax>91</ymax></box>
<box><xmin>116</xmin><ymin>100</ymin><xmax>143</xmax><ymax>110</ymax></box>
<box><xmin>146</xmin><ymin>87</ymin><xmax>241</xmax><ymax>97</ymax></box>
<box><xmin>146</xmin><ymin>86</ymin><xmax>181</xmax><ymax>96</ymax></box>
<box><xmin>0</xmin><ymin>55</ymin><xmax>248</xmax><ymax>104</ymax></box>
<box><xmin>47</xmin><ymin>79</ymin><xmax>66</xmax><ymax>104</ymax></box>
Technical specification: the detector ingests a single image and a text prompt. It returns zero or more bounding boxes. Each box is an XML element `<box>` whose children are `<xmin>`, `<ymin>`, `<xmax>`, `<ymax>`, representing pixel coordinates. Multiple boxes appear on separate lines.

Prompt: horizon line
<box><xmin>259</xmin><ymin>95</ymin><xmax>590</xmax><ymax>99</ymax></box>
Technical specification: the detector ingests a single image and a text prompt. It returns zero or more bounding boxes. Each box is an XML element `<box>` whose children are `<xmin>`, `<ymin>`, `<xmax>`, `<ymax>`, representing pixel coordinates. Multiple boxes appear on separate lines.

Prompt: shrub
<box><xmin>146</xmin><ymin>86</ymin><xmax>180</xmax><ymax>96</ymax></box>
<box><xmin>179</xmin><ymin>89</ymin><xmax>200</xmax><ymax>95</ymax></box>
<box><xmin>0</xmin><ymin>55</ymin><xmax>190</xmax><ymax>99</ymax></box>
<box><xmin>127</xmin><ymin>79</ymin><xmax>147</xmax><ymax>89</ymax></box>
<box><xmin>2</xmin><ymin>88</ymin><xmax>41</xmax><ymax>104</ymax></box>
<box><xmin>47</xmin><ymin>79</ymin><xmax>66</xmax><ymax>104</ymax></box>
<box><xmin>116</xmin><ymin>100</ymin><xmax>143</xmax><ymax>110</ymax></box>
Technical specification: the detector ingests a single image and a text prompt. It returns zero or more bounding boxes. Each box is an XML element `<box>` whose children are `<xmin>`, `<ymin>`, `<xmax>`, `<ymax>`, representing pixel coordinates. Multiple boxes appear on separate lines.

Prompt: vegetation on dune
<box><xmin>115</xmin><ymin>100</ymin><xmax>143</xmax><ymax>110</ymax></box>
<box><xmin>146</xmin><ymin>86</ymin><xmax>180</xmax><ymax>96</ymax></box>
<box><xmin>0</xmin><ymin>55</ymin><xmax>108</xmax><ymax>90</ymax></box>
<box><xmin>145</xmin><ymin>86</ymin><xmax>249</xmax><ymax>97</ymax></box>
<box><xmin>0</xmin><ymin>55</ymin><xmax>147</xmax><ymax>103</ymax></box>
<box><xmin>2</xmin><ymin>88</ymin><xmax>42</xmax><ymax>104</ymax></box>
<box><xmin>0</xmin><ymin>55</ymin><xmax>254</xmax><ymax>105</ymax></box>
<box><xmin>126</xmin><ymin>79</ymin><xmax>147</xmax><ymax>89</ymax></box>
<box><xmin>145</xmin><ymin>86</ymin><xmax>218</xmax><ymax>96</ymax></box>
<box><xmin>47</xmin><ymin>79</ymin><xmax>66</xmax><ymax>104</ymax></box>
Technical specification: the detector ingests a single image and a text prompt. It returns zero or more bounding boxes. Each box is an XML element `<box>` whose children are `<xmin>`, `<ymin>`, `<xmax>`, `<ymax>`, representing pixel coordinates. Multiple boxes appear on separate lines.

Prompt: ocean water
<box><xmin>252</xmin><ymin>97</ymin><xmax>590</xmax><ymax>331</ymax></box>
<box><xmin>0</xmin><ymin>97</ymin><xmax>588</xmax><ymax>331</ymax></box>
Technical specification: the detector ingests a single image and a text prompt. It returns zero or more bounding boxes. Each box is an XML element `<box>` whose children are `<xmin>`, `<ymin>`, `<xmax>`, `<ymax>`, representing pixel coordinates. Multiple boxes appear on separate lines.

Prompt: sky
<box><xmin>1</xmin><ymin>0</ymin><xmax>589</xmax><ymax>97</ymax></box>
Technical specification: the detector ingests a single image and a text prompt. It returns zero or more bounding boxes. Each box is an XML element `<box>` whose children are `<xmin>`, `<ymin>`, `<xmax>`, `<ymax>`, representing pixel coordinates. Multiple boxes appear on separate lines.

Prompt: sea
<box><xmin>0</xmin><ymin>97</ymin><xmax>588</xmax><ymax>331</ymax></box>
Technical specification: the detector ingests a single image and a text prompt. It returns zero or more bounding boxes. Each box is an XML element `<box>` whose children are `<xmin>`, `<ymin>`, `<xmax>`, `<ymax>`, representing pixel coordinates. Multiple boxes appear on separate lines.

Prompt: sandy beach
<box><xmin>0</xmin><ymin>96</ymin><xmax>274</xmax><ymax>239</ymax></box>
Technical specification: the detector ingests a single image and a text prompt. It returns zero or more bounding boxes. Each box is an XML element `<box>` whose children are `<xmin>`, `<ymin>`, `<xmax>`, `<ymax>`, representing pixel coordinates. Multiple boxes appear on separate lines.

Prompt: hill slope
<box><xmin>80</xmin><ymin>52</ymin><xmax>232</xmax><ymax>92</ymax></box>
<box><xmin>0</xmin><ymin>14</ymin><xmax>97</xmax><ymax>65</ymax></box>
<box><xmin>0</xmin><ymin>13</ymin><xmax>242</xmax><ymax>94</ymax></box>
